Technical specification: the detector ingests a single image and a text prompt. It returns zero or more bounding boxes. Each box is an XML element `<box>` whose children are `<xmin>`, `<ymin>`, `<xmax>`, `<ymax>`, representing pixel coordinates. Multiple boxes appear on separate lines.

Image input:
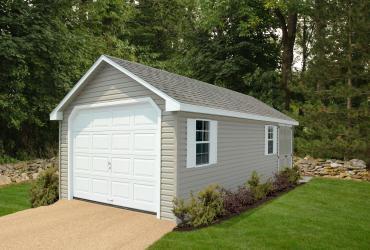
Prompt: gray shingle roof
<box><xmin>106</xmin><ymin>55</ymin><xmax>296</xmax><ymax>123</ymax></box>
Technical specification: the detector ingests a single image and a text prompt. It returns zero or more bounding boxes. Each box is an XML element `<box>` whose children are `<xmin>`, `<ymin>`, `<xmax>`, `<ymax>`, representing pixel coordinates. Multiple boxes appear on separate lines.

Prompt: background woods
<box><xmin>0</xmin><ymin>0</ymin><xmax>369</xmax><ymax>162</ymax></box>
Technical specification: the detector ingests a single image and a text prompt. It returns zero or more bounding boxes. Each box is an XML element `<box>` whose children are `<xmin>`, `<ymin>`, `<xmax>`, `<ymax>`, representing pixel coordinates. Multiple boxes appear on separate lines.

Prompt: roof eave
<box><xmin>177</xmin><ymin>103</ymin><xmax>299</xmax><ymax>126</ymax></box>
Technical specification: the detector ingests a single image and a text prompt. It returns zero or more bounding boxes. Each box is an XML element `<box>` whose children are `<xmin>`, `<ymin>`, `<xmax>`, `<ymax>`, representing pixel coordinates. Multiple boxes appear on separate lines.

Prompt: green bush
<box><xmin>173</xmin><ymin>169</ymin><xmax>300</xmax><ymax>229</ymax></box>
<box><xmin>247</xmin><ymin>171</ymin><xmax>273</xmax><ymax>200</ymax></box>
<box><xmin>30</xmin><ymin>167</ymin><xmax>59</xmax><ymax>208</ymax></box>
<box><xmin>173</xmin><ymin>184</ymin><xmax>224</xmax><ymax>227</ymax></box>
<box><xmin>0</xmin><ymin>155</ymin><xmax>19</xmax><ymax>164</ymax></box>
<box><xmin>173</xmin><ymin>198</ymin><xmax>190</xmax><ymax>224</ymax></box>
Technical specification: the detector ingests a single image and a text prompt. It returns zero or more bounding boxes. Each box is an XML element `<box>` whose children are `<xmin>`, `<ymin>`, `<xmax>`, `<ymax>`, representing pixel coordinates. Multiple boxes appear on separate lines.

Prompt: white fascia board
<box><xmin>49</xmin><ymin>55</ymin><xmax>106</xmax><ymax>120</ymax></box>
<box><xmin>178</xmin><ymin>103</ymin><xmax>299</xmax><ymax>126</ymax></box>
<box><xmin>49</xmin><ymin>55</ymin><xmax>180</xmax><ymax>120</ymax></box>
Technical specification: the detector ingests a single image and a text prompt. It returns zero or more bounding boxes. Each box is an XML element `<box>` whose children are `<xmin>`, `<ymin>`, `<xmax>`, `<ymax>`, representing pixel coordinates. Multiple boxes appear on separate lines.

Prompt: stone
<box><xmin>314</xmin><ymin>165</ymin><xmax>322</xmax><ymax>170</ymax></box>
<box><xmin>349</xmin><ymin>159</ymin><xmax>367</xmax><ymax>170</ymax></box>
<box><xmin>32</xmin><ymin>173</ymin><xmax>39</xmax><ymax>180</ymax></box>
<box><xmin>294</xmin><ymin>155</ymin><xmax>369</xmax><ymax>181</ymax></box>
<box><xmin>20</xmin><ymin>173</ymin><xmax>29</xmax><ymax>181</ymax></box>
<box><xmin>339</xmin><ymin>172</ymin><xmax>348</xmax><ymax>178</ymax></box>
<box><xmin>330</xmin><ymin>162</ymin><xmax>342</xmax><ymax>168</ymax></box>
<box><xmin>0</xmin><ymin>175</ymin><xmax>12</xmax><ymax>185</ymax></box>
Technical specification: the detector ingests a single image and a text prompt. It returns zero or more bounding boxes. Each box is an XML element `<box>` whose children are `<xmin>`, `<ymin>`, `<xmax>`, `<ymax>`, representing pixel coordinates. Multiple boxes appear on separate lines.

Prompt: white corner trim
<box><xmin>50</xmin><ymin>55</ymin><xmax>180</xmax><ymax>120</ymax></box>
<box><xmin>67</xmin><ymin>97</ymin><xmax>162</xmax><ymax>218</ymax></box>
<box><xmin>179</xmin><ymin>103</ymin><xmax>299</xmax><ymax>126</ymax></box>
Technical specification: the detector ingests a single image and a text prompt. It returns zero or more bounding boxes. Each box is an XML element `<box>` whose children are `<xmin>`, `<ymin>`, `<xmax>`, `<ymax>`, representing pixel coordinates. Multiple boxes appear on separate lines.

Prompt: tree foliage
<box><xmin>292</xmin><ymin>0</ymin><xmax>370</xmax><ymax>162</ymax></box>
<box><xmin>0</xmin><ymin>0</ymin><xmax>369</xmax><ymax>162</ymax></box>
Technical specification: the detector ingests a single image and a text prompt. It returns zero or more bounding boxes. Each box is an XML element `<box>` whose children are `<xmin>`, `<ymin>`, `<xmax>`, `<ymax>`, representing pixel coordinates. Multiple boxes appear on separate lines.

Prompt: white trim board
<box><xmin>50</xmin><ymin>55</ymin><xmax>298</xmax><ymax>126</ymax></box>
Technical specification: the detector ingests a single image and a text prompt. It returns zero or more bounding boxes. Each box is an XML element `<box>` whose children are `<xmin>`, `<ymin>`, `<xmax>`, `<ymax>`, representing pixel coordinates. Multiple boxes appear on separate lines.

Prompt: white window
<box><xmin>196</xmin><ymin>120</ymin><xmax>210</xmax><ymax>165</ymax></box>
<box><xmin>265</xmin><ymin>125</ymin><xmax>277</xmax><ymax>155</ymax></box>
<box><xmin>187</xmin><ymin>119</ymin><xmax>217</xmax><ymax>168</ymax></box>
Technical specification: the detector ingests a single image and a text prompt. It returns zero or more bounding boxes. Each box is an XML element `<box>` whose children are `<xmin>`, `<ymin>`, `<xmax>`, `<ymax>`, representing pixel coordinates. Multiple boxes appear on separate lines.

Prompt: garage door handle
<box><xmin>107</xmin><ymin>198</ymin><xmax>113</xmax><ymax>202</ymax></box>
<box><xmin>107</xmin><ymin>161</ymin><xmax>112</xmax><ymax>170</ymax></box>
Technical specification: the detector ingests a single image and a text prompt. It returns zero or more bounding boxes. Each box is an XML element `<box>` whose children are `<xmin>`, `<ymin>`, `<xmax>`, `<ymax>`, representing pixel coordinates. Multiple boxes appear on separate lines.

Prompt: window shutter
<box><xmin>209</xmin><ymin>120</ymin><xmax>218</xmax><ymax>164</ymax></box>
<box><xmin>186</xmin><ymin>119</ymin><xmax>196</xmax><ymax>168</ymax></box>
<box><xmin>264</xmin><ymin>125</ymin><xmax>268</xmax><ymax>155</ymax></box>
<box><xmin>273</xmin><ymin>126</ymin><xmax>278</xmax><ymax>155</ymax></box>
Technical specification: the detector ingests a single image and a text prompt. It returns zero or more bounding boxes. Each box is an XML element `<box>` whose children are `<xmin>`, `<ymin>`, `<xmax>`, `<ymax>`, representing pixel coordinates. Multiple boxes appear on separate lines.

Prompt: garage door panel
<box><xmin>134</xmin><ymin>133</ymin><xmax>156</xmax><ymax>152</ymax></box>
<box><xmin>133</xmin><ymin>158</ymin><xmax>155</xmax><ymax>178</ymax></box>
<box><xmin>74</xmin><ymin>155</ymin><xmax>90</xmax><ymax>171</ymax></box>
<box><xmin>72</xmin><ymin>102</ymin><xmax>158</xmax><ymax>213</ymax></box>
<box><xmin>92</xmin><ymin>178</ymin><xmax>109</xmax><ymax>195</ymax></box>
<box><xmin>133</xmin><ymin>183</ymin><xmax>155</xmax><ymax>203</ymax></box>
<box><xmin>111</xmin><ymin>133</ymin><xmax>130</xmax><ymax>152</ymax></box>
<box><xmin>111</xmin><ymin>157</ymin><xmax>131</xmax><ymax>175</ymax></box>
<box><xmin>111</xmin><ymin>181</ymin><xmax>130</xmax><ymax>200</ymax></box>
<box><xmin>74</xmin><ymin>176</ymin><xmax>90</xmax><ymax>193</ymax></box>
<box><xmin>92</xmin><ymin>134</ymin><xmax>110</xmax><ymax>152</ymax></box>
<box><xmin>74</xmin><ymin>134</ymin><xmax>90</xmax><ymax>152</ymax></box>
<box><xmin>92</xmin><ymin>156</ymin><xmax>109</xmax><ymax>173</ymax></box>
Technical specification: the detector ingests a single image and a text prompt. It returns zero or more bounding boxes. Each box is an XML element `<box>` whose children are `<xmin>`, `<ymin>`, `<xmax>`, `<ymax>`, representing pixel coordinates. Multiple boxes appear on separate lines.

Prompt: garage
<box><xmin>51</xmin><ymin>55</ymin><xmax>298</xmax><ymax>221</ymax></box>
<box><xmin>69</xmin><ymin>100</ymin><xmax>160</xmax><ymax>213</ymax></box>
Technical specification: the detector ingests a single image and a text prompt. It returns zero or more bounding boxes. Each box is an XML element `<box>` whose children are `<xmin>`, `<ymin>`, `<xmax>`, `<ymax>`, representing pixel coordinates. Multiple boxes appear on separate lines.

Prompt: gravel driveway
<box><xmin>0</xmin><ymin>200</ymin><xmax>175</xmax><ymax>250</ymax></box>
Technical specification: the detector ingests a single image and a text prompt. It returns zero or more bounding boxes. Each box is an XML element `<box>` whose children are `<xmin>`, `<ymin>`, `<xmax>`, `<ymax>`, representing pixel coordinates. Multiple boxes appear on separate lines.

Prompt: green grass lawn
<box><xmin>0</xmin><ymin>182</ymin><xmax>32</xmax><ymax>216</ymax></box>
<box><xmin>150</xmin><ymin>178</ymin><xmax>370</xmax><ymax>249</ymax></box>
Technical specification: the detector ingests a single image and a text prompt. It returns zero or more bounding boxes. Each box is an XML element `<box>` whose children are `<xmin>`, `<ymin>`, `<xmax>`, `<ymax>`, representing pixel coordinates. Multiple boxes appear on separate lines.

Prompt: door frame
<box><xmin>277</xmin><ymin>124</ymin><xmax>293</xmax><ymax>169</ymax></box>
<box><xmin>67</xmin><ymin>97</ymin><xmax>162</xmax><ymax>218</ymax></box>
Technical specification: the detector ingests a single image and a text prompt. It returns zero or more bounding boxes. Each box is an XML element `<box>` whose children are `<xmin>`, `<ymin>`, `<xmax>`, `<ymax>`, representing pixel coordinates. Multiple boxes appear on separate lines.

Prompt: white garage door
<box><xmin>71</xmin><ymin>102</ymin><xmax>159</xmax><ymax>213</ymax></box>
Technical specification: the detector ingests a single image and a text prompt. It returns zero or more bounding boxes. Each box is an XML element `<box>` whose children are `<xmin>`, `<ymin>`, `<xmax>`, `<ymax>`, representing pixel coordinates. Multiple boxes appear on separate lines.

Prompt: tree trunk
<box><xmin>301</xmin><ymin>16</ymin><xmax>308</xmax><ymax>74</ymax></box>
<box><xmin>346</xmin><ymin>2</ymin><xmax>352</xmax><ymax>110</ymax></box>
<box><xmin>275</xmin><ymin>9</ymin><xmax>298</xmax><ymax>110</ymax></box>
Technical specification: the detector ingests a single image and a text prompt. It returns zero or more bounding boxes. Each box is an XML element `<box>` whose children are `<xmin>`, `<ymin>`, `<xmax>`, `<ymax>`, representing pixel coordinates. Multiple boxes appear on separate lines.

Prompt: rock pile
<box><xmin>294</xmin><ymin>156</ymin><xmax>369</xmax><ymax>181</ymax></box>
<box><xmin>0</xmin><ymin>158</ymin><xmax>58</xmax><ymax>185</ymax></box>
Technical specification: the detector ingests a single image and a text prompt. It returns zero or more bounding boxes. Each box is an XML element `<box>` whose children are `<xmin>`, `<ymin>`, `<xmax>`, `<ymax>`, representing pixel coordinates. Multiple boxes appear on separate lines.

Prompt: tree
<box><xmin>294</xmin><ymin>0</ymin><xmax>370</xmax><ymax>162</ymax></box>
<box><xmin>265</xmin><ymin>0</ymin><xmax>309</xmax><ymax>110</ymax></box>
<box><xmin>0</xmin><ymin>0</ymin><xmax>98</xmax><ymax>158</ymax></box>
<box><xmin>177</xmin><ymin>0</ymin><xmax>280</xmax><ymax>102</ymax></box>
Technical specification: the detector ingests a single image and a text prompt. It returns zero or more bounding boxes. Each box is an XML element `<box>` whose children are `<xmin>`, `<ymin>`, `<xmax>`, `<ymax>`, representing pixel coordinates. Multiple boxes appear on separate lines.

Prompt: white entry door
<box><xmin>71</xmin><ymin>102</ymin><xmax>159</xmax><ymax>213</ymax></box>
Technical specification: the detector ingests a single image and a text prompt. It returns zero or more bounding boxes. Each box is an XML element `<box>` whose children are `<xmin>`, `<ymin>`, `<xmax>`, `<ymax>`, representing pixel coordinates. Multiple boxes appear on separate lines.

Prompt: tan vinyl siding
<box><xmin>176</xmin><ymin>112</ymin><xmax>279</xmax><ymax>199</ymax></box>
<box><xmin>59</xmin><ymin>62</ymin><xmax>176</xmax><ymax>220</ymax></box>
<box><xmin>278</xmin><ymin>126</ymin><xmax>293</xmax><ymax>168</ymax></box>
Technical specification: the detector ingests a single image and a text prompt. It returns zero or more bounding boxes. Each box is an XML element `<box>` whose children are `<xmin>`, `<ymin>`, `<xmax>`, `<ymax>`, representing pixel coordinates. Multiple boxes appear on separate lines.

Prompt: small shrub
<box><xmin>273</xmin><ymin>166</ymin><xmax>301</xmax><ymax>192</ymax></box>
<box><xmin>247</xmin><ymin>171</ymin><xmax>260</xmax><ymax>188</ymax></box>
<box><xmin>173</xmin><ymin>198</ymin><xmax>190</xmax><ymax>225</ymax></box>
<box><xmin>223</xmin><ymin>187</ymin><xmax>254</xmax><ymax>214</ymax></box>
<box><xmin>0</xmin><ymin>155</ymin><xmax>19</xmax><ymax>164</ymax></box>
<box><xmin>252</xmin><ymin>181</ymin><xmax>273</xmax><ymax>200</ymax></box>
<box><xmin>172</xmin><ymin>184</ymin><xmax>224</xmax><ymax>227</ymax></box>
<box><xmin>247</xmin><ymin>171</ymin><xmax>273</xmax><ymax>201</ymax></box>
<box><xmin>30</xmin><ymin>167</ymin><xmax>59</xmax><ymax>208</ymax></box>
